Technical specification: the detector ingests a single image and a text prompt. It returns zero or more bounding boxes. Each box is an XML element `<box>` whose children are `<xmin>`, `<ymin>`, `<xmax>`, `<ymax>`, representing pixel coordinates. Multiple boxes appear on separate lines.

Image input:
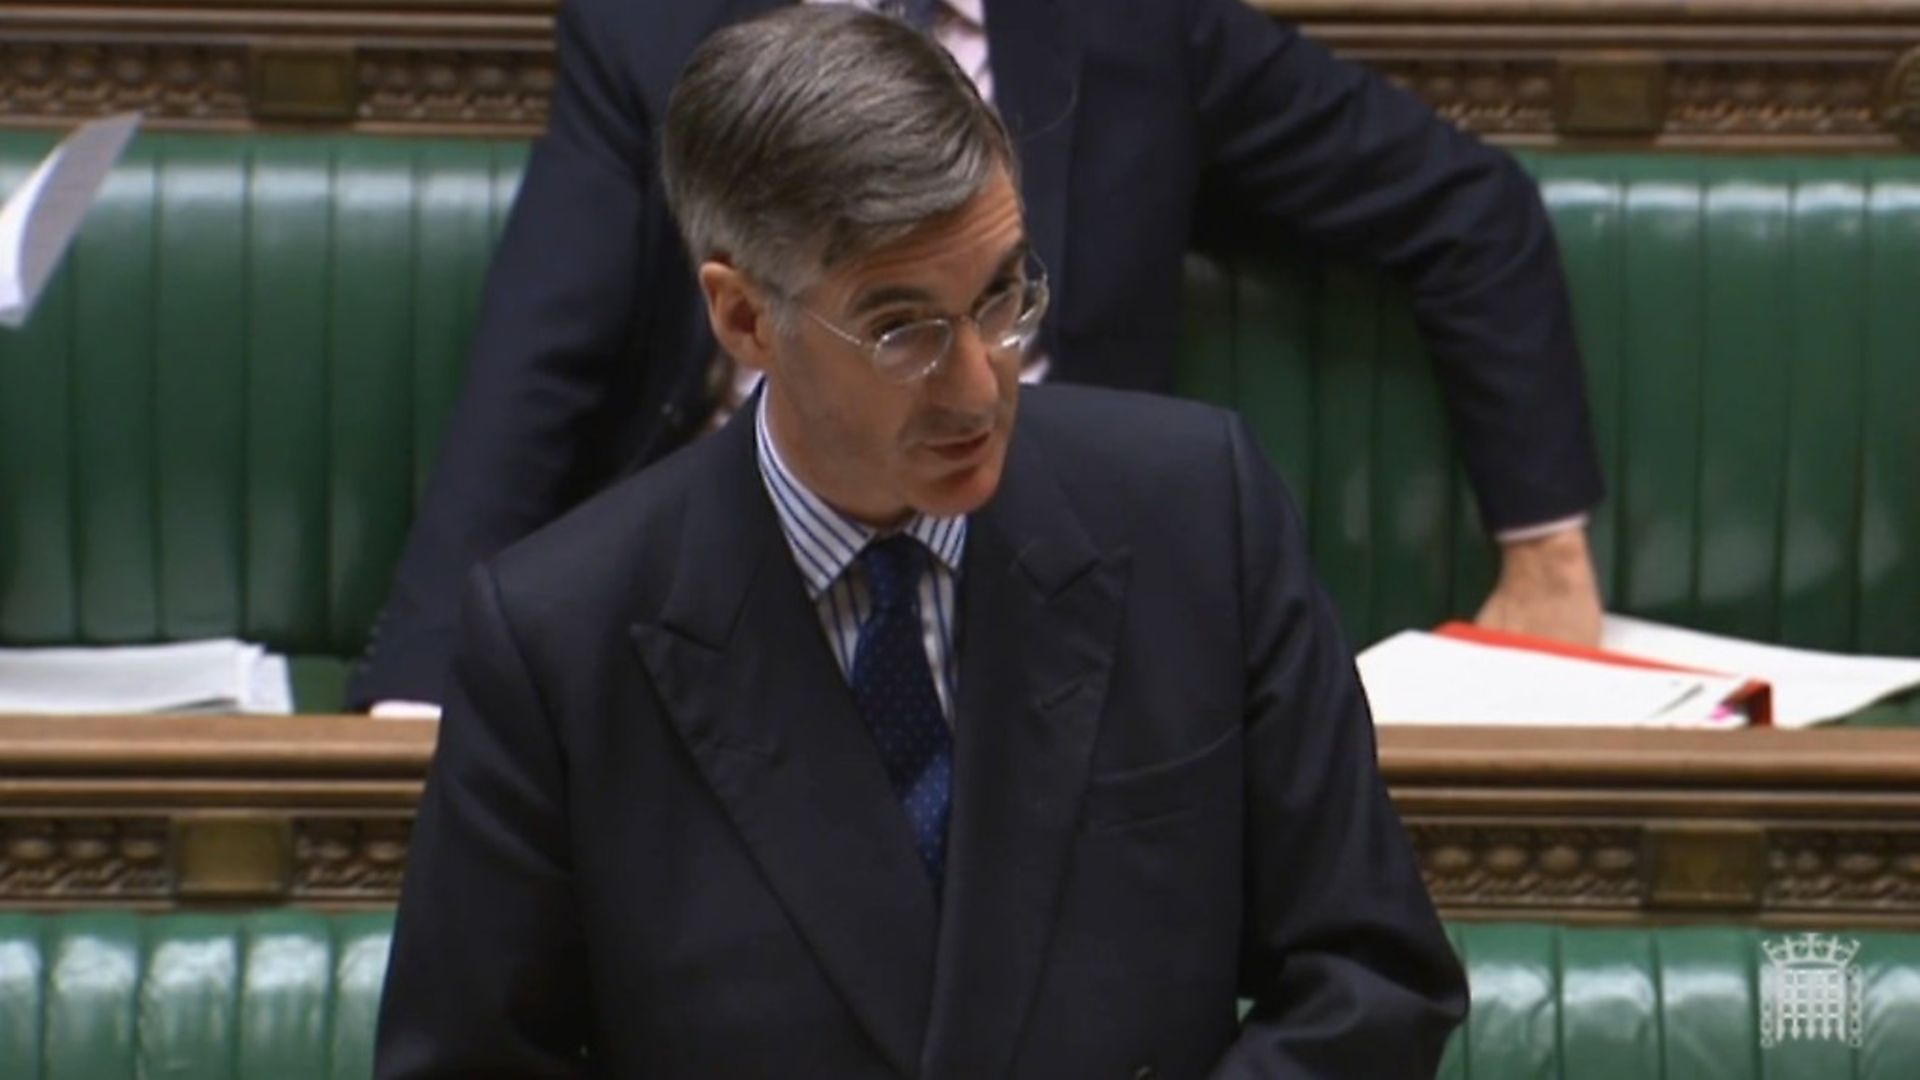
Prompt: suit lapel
<box><xmin>921</xmin><ymin>418</ymin><xmax>1131</xmax><ymax>1079</ymax></box>
<box><xmin>983</xmin><ymin>0</ymin><xmax>1081</xmax><ymax>362</ymax></box>
<box><xmin>628</xmin><ymin>413</ymin><xmax>940</xmax><ymax>1079</ymax></box>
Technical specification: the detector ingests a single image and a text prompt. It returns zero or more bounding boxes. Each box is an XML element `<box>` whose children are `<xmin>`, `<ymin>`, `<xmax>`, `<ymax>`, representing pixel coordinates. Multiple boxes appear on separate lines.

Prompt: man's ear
<box><xmin>698</xmin><ymin>261</ymin><xmax>778</xmax><ymax>374</ymax></box>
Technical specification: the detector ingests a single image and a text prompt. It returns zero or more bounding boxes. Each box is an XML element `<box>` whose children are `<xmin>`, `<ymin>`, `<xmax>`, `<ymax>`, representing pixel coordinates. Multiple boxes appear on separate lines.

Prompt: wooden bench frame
<box><xmin>2</xmin><ymin>715</ymin><xmax>1916</xmax><ymax>927</ymax></box>
<box><xmin>4</xmin><ymin>1</ymin><xmax>1920</xmax><ymax>149</ymax></box>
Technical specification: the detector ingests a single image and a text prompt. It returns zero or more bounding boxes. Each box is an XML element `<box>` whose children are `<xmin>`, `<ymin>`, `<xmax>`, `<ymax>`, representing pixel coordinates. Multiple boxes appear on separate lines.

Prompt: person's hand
<box><xmin>1474</xmin><ymin>526</ymin><xmax>1603</xmax><ymax>646</ymax></box>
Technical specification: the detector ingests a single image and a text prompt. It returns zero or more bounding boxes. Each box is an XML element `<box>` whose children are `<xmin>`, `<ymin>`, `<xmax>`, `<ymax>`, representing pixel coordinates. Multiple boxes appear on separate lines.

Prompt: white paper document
<box><xmin>1602</xmin><ymin>615</ymin><xmax>1920</xmax><ymax>729</ymax></box>
<box><xmin>0</xmin><ymin>638</ymin><xmax>292</xmax><ymax>715</ymax></box>
<box><xmin>1357</xmin><ymin>630</ymin><xmax>1750</xmax><ymax>728</ymax></box>
<box><xmin>0</xmin><ymin>112</ymin><xmax>142</xmax><ymax>328</ymax></box>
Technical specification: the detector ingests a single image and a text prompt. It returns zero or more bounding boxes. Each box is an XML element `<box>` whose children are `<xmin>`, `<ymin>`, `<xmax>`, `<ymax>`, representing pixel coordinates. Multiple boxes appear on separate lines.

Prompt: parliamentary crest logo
<box><xmin>1759</xmin><ymin>932</ymin><xmax>1864</xmax><ymax>1048</ymax></box>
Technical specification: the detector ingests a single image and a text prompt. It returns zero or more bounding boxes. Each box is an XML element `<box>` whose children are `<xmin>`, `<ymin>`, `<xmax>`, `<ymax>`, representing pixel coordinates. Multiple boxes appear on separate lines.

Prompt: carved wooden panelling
<box><xmin>0</xmin><ymin>43</ymin><xmax>249</xmax><ymax>123</ymax></box>
<box><xmin>0</xmin><ymin>814</ymin><xmax>415</xmax><ymax>906</ymax></box>
<box><xmin>1409</xmin><ymin>823</ymin><xmax>1643</xmax><ymax>909</ymax></box>
<box><xmin>1377</xmin><ymin>60</ymin><xmax>1559</xmax><ymax>135</ymax></box>
<box><xmin>295</xmin><ymin>817</ymin><xmax>413</xmax><ymax>900</ymax></box>
<box><xmin>1886</xmin><ymin>46</ymin><xmax>1920</xmax><ymax>142</ymax></box>
<box><xmin>1666</xmin><ymin>60</ymin><xmax>1885</xmax><ymax>138</ymax></box>
<box><xmin>0</xmin><ymin>817</ymin><xmax>172</xmax><ymax>901</ymax></box>
<box><xmin>354</xmin><ymin>49</ymin><xmax>552</xmax><ymax>127</ymax></box>
<box><xmin>2</xmin><ymin>718</ymin><xmax>1920</xmax><ymax>924</ymax></box>
<box><xmin>1766</xmin><ymin>829</ymin><xmax>1920</xmax><ymax>911</ymax></box>
<box><xmin>0</xmin><ymin>42</ymin><xmax>551</xmax><ymax>132</ymax></box>
<box><xmin>6</xmin><ymin>3</ymin><xmax>1920</xmax><ymax>147</ymax></box>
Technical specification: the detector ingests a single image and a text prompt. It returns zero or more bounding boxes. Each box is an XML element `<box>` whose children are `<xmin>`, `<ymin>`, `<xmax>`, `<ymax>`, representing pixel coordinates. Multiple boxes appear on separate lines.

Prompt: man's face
<box><xmin>762</xmin><ymin>167</ymin><xmax>1027</xmax><ymax>526</ymax></box>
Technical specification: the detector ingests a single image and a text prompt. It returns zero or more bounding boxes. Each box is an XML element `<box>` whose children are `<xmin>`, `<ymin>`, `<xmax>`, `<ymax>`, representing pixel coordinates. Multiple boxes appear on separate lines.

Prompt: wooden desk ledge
<box><xmin>1378</xmin><ymin>725</ymin><xmax>1920</xmax><ymax>789</ymax></box>
<box><xmin>1</xmin><ymin>716</ymin><xmax>1917</xmax><ymax>925</ymax></box>
<box><xmin>0</xmin><ymin>713</ymin><xmax>434</xmax><ymax>779</ymax></box>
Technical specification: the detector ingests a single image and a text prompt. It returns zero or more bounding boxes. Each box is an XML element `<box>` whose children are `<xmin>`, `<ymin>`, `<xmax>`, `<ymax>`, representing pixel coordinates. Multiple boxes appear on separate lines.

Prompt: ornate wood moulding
<box><xmin>4</xmin><ymin>714</ymin><xmax>1920</xmax><ymax>927</ymax></box>
<box><xmin>3</xmin><ymin>1</ymin><xmax>1920</xmax><ymax>148</ymax></box>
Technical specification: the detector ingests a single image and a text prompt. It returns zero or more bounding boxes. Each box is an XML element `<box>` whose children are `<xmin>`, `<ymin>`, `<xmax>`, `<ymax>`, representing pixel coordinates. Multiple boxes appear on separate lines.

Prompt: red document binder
<box><xmin>1431</xmin><ymin>621</ymin><xmax>1775</xmax><ymax>727</ymax></box>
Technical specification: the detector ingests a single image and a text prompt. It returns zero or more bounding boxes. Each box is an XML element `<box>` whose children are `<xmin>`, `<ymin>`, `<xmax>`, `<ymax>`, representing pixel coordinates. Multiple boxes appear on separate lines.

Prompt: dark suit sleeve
<box><xmin>1183</xmin><ymin>0</ymin><xmax>1604</xmax><ymax>533</ymax></box>
<box><xmin>348</xmin><ymin>0</ymin><xmax>668</xmax><ymax>707</ymax></box>
<box><xmin>375</xmin><ymin>565</ymin><xmax>591</xmax><ymax>1078</ymax></box>
<box><xmin>1212</xmin><ymin>415</ymin><xmax>1467</xmax><ymax>1077</ymax></box>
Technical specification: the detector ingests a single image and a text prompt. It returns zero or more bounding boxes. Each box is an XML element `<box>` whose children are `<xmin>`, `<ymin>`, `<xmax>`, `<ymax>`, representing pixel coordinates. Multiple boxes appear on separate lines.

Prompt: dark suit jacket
<box><xmin>375</xmin><ymin>386</ymin><xmax>1467</xmax><ymax>1078</ymax></box>
<box><xmin>351</xmin><ymin>0</ymin><xmax>1605</xmax><ymax>708</ymax></box>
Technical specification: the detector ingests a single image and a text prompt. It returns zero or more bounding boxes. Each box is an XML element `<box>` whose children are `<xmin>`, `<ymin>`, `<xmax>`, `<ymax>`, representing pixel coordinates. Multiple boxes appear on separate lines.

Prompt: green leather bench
<box><xmin>3</xmin><ymin>912</ymin><xmax>1916</xmax><ymax>1077</ymax></box>
<box><xmin>1</xmin><ymin>133</ymin><xmax>1916</xmax><ymax>711</ymax></box>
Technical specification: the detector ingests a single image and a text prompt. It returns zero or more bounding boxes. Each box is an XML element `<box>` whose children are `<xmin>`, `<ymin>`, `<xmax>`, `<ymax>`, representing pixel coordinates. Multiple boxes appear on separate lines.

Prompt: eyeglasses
<box><xmin>791</xmin><ymin>260</ymin><xmax>1050</xmax><ymax>384</ymax></box>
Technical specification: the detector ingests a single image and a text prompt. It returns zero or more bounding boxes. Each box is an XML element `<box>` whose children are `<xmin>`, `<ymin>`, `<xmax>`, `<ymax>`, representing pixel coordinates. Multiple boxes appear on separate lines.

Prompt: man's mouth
<box><xmin>924</xmin><ymin>429</ymin><xmax>992</xmax><ymax>462</ymax></box>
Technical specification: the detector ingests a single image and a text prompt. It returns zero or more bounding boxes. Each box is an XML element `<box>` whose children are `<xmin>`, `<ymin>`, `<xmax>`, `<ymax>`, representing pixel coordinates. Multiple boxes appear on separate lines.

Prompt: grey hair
<box><xmin>660</xmin><ymin>5</ymin><xmax>1018</xmax><ymax>296</ymax></box>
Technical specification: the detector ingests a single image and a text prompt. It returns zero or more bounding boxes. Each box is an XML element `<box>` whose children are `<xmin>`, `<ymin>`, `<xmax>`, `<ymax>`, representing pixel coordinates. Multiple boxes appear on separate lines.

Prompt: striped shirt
<box><xmin>810</xmin><ymin>0</ymin><xmax>991</xmax><ymax>102</ymax></box>
<box><xmin>753</xmin><ymin>394</ymin><xmax>967</xmax><ymax>720</ymax></box>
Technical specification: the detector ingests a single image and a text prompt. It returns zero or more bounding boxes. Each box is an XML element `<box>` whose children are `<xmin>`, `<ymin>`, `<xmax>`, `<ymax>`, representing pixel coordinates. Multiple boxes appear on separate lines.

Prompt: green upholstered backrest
<box><xmin>0</xmin><ymin>910</ymin><xmax>393</xmax><ymax>1079</ymax></box>
<box><xmin>0</xmin><ymin>133</ymin><xmax>525</xmax><ymax>664</ymax></box>
<box><xmin>1181</xmin><ymin>155</ymin><xmax>1920</xmax><ymax>655</ymax></box>
<box><xmin>1442</xmin><ymin>922</ymin><xmax>1920</xmax><ymax>1079</ymax></box>
<box><xmin>3</xmin><ymin>132</ymin><xmax>1916</xmax><ymax>671</ymax></box>
<box><xmin>1</xmin><ymin>912</ymin><xmax>1916</xmax><ymax>1077</ymax></box>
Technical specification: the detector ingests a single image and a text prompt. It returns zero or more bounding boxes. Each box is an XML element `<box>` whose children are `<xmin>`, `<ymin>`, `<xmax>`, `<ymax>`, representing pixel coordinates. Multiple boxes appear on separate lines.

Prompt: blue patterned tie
<box><xmin>880</xmin><ymin>0</ymin><xmax>941</xmax><ymax>32</ymax></box>
<box><xmin>850</xmin><ymin>535</ymin><xmax>954</xmax><ymax>891</ymax></box>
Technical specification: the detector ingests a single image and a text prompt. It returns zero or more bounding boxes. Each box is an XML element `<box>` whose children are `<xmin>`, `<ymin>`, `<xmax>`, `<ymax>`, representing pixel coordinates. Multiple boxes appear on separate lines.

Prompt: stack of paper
<box><xmin>1602</xmin><ymin>616</ymin><xmax>1920</xmax><ymax>729</ymax></box>
<box><xmin>1357</xmin><ymin>629</ymin><xmax>1752</xmax><ymax>728</ymax></box>
<box><xmin>1358</xmin><ymin>616</ymin><xmax>1920</xmax><ymax>729</ymax></box>
<box><xmin>0</xmin><ymin>639</ymin><xmax>293</xmax><ymax>715</ymax></box>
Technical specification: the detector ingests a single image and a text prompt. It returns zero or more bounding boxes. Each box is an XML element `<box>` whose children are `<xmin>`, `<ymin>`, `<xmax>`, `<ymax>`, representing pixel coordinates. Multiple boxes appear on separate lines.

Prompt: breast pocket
<box><xmin>1079</xmin><ymin>723</ymin><xmax>1241</xmax><ymax>835</ymax></box>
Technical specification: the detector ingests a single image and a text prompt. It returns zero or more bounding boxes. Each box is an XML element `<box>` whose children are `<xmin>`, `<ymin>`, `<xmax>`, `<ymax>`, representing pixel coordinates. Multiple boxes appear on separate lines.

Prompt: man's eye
<box><xmin>977</xmin><ymin>279</ymin><xmax>1020</xmax><ymax>308</ymax></box>
<box><xmin>869</xmin><ymin>314</ymin><xmax>923</xmax><ymax>338</ymax></box>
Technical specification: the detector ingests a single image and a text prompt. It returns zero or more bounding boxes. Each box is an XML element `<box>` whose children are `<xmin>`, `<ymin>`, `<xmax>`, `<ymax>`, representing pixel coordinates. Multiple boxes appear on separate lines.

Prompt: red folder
<box><xmin>1432</xmin><ymin>621</ymin><xmax>1775</xmax><ymax>727</ymax></box>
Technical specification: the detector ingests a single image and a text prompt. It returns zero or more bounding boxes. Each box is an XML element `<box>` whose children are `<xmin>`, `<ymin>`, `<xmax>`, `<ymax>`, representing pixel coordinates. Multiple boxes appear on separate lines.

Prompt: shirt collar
<box><xmin>754</xmin><ymin>391</ymin><xmax>968</xmax><ymax>600</ymax></box>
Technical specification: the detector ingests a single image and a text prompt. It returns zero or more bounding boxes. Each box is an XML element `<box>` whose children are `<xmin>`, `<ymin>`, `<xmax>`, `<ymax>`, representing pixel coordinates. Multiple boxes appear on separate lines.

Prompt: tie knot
<box><xmin>859</xmin><ymin>534</ymin><xmax>927</xmax><ymax>614</ymax></box>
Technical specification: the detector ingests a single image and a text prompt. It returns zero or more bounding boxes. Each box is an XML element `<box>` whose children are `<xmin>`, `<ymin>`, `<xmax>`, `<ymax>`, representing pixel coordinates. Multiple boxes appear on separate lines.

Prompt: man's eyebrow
<box><xmin>847</xmin><ymin>284</ymin><xmax>936</xmax><ymax>318</ymax></box>
<box><xmin>845</xmin><ymin>239</ymin><xmax>1032</xmax><ymax>318</ymax></box>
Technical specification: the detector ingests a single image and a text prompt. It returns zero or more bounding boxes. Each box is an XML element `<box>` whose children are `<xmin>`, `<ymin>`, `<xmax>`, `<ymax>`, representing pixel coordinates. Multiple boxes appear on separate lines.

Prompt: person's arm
<box><xmin>1481</xmin><ymin>521</ymin><xmax>1604</xmax><ymax>645</ymax></box>
<box><xmin>1213</xmin><ymin>414</ymin><xmax>1467</xmax><ymax>1076</ymax></box>
<box><xmin>375</xmin><ymin>565</ymin><xmax>590</xmax><ymax>1078</ymax></box>
<box><xmin>349</xmin><ymin>0</ymin><xmax>674</xmax><ymax>707</ymax></box>
<box><xmin>1183</xmin><ymin>0</ymin><xmax>1605</xmax><ymax>642</ymax></box>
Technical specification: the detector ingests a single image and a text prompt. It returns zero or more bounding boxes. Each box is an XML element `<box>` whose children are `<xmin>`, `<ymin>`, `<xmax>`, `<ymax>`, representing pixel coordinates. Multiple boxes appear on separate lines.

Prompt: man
<box><xmin>376</xmin><ymin>9</ymin><xmax>1466</xmax><ymax>1076</ymax></box>
<box><xmin>349</xmin><ymin>0</ymin><xmax>1607</xmax><ymax>712</ymax></box>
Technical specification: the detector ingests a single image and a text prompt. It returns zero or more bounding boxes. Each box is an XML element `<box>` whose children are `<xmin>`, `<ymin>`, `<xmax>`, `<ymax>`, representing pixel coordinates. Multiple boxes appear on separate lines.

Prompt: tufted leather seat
<box><xmin>0</xmin><ymin>911</ymin><xmax>392</xmax><ymax>1077</ymax></box>
<box><xmin>1</xmin><ymin>913</ymin><xmax>1916</xmax><ymax>1077</ymax></box>
<box><xmin>1439</xmin><ymin>922</ymin><xmax>1920</xmax><ymax>1078</ymax></box>
<box><xmin>1</xmin><ymin>134</ymin><xmax>1915</xmax><ymax>708</ymax></box>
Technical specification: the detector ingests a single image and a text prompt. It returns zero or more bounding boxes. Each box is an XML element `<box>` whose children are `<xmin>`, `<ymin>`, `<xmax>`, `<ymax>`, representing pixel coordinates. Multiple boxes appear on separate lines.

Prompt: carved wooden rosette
<box><xmin>1885</xmin><ymin>46</ymin><xmax>1920</xmax><ymax>146</ymax></box>
<box><xmin>6</xmin><ymin>2</ymin><xmax>1920</xmax><ymax>148</ymax></box>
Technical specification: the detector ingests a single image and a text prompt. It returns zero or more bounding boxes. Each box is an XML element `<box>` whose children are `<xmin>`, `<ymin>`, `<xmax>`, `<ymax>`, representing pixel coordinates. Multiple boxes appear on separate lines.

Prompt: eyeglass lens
<box><xmin>872</xmin><ymin>279</ymin><xmax>1044</xmax><ymax>379</ymax></box>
